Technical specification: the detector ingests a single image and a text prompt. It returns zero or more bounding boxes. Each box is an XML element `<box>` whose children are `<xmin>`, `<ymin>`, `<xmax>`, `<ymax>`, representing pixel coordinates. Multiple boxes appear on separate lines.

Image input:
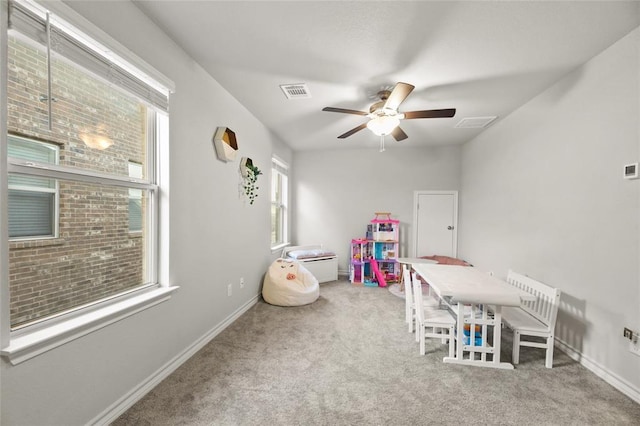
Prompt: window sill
<box><xmin>271</xmin><ymin>242</ymin><xmax>290</xmax><ymax>254</ymax></box>
<box><xmin>1</xmin><ymin>285</ymin><xmax>179</xmax><ymax>365</ymax></box>
<box><xmin>9</xmin><ymin>237</ymin><xmax>65</xmax><ymax>249</ymax></box>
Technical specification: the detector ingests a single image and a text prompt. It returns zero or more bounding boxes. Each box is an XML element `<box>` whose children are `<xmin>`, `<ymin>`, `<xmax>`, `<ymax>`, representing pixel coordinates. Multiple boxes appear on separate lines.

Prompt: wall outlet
<box><xmin>227</xmin><ymin>283</ymin><xmax>232</xmax><ymax>297</ymax></box>
<box><xmin>624</xmin><ymin>327</ymin><xmax>640</xmax><ymax>357</ymax></box>
<box><xmin>240</xmin><ymin>277</ymin><xmax>244</xmax><ymax>288</ymax></box>
<box><xmin>630</xmin><ymin>339</ymin><xmax>640</xmax><ymax>357</ymax></box>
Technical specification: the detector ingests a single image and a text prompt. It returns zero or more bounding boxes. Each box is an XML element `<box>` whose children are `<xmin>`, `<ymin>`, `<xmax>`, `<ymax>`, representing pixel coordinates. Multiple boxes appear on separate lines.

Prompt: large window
<box><xmin>2</xmin><ymin>0</ymin><xmax>173</xmax><ymax>339</ymax></box>
<box><xmin>271</xmin><ymin>157</ymin><xmax>289</xmax><ymax>249</ymax></box>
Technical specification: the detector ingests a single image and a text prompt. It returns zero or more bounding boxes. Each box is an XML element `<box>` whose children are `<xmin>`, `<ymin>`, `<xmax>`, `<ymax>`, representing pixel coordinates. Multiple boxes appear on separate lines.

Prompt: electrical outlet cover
<box><xmin>631</xmin><ymin>339</ymin><xmax>640</xmax><ymax>357</ymax></box>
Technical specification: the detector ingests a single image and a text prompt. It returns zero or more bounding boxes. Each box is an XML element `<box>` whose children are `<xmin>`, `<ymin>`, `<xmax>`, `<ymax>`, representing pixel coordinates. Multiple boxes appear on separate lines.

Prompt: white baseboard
<box><xmin>555</xmin><ymin>338</ymin><xmax>640</xmax><ymax>404</ymax></box>
<box><xmin>89</xmin><ymin>294</ymin><xmax>260</xmax><ymax>426</ymax></box>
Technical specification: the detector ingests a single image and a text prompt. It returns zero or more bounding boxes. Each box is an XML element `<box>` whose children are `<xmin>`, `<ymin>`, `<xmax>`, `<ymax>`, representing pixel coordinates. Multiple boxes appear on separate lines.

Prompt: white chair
<box><xmin>411</xmin><ymin>272</ymin><xmax>456</xmax><ymax>357</ymax></box>
<box><xmin>403</xmin><ymin>265</ymin><xmax>439</xmax><ymax>336</ymax></box>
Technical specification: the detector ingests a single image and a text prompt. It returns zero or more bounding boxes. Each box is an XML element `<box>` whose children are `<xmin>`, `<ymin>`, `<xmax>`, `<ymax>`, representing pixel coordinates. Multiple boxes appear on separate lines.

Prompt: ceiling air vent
<box><xmin>280</xmin><ymin>83</ymin><xmax>311</xmax><ymax>100</ymax></box>
<box><xmin>455</xmin><ymin>116</ymin><xmax>497</xmax><ymax>129</ymax></box>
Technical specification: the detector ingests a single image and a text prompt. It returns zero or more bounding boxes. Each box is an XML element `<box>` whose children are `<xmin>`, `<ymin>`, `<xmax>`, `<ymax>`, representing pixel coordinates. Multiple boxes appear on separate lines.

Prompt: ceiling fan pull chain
<box><xmin>379</xmin><ymin>135</ymin><xmax>386</xmax><ymax>152</ymax></box>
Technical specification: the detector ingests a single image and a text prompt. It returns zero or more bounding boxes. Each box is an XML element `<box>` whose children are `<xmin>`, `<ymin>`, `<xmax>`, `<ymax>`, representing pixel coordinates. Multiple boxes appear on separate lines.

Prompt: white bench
<box><xmin>502</xmin><ymin>270</ymin><xmax>561</xmax><ymax>368</ymax></box>
<box><xmin>282</xmin><ymin>245</ymin><xmax>338</xmax><ymax>283</ymax></box>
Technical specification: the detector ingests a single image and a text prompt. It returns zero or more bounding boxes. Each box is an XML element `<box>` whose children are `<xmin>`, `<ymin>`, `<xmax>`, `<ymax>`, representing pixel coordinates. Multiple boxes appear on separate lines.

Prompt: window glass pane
<box><xmin>8</xmin><ymin>174</ymin><xmax>54</xmax><ymax>189</ymax></box>
<box><xmin>270</xmin><ymin>160</ymin><xmax>288</xmax><ymax>247</ymax></box>
<box><xmin>8</xmin><ymin>189</ymin><xmax>54</xmax><ymax>237</ymax></box>
<box><xmin>271</xmin><ymin>172</ymin><xmax>280</xmax><ymax>202</ymax></box>
<box><xmin>8</xmin><ymin>137</ymin><xmax>58</xmax><ymax>189</ymax></box>
<box><xmin>8</xmin><ymin>136</ymin><xmax>58</xmax><ymax>164</ymax></box>
<box><xmin>7</xmin><ymin>35</ymin><xmax>148</xmax><ymax>179</ymax></box>
<box><xmin>271</xmin><ymin>203</ymin><xmax>281</xmax><ymax>245</ymax></box>
<box><xmin>9</xmin><ymin>178</ymin><xmax>149</xmax><ymax>328</ymax></box>
<box><xmin>128</xmin><ymin>198</ymin><xmax>143</xmax><ymax>232</ymax></box>
<box><xmin>128</xmin><ymin>162</ymin><xmax>143</xmax><ymax>232</ymax></box>
<box><xmin>6</xmin><ymin>25</ymin><xmax>155</xmax><ymax>329</ymax></box>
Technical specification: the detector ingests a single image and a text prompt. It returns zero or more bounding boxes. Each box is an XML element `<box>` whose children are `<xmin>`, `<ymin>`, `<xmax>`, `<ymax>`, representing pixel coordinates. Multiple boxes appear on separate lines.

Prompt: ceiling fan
<box><xmin>322</xmin><ymin>82</ymin><xmax>456</xmax><ymax>142</ymax></box>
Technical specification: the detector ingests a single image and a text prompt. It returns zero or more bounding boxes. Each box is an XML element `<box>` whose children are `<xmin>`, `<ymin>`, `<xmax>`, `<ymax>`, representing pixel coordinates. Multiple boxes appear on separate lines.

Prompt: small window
<box><xmin>7</xmin><ymin>136</ymin><xmax>59</xmax><ymax>239</ymax></box>
<box><xmin>271</xmin><ymin>157</ymin><xmax>289</xmax><ymax>248</ymax></box>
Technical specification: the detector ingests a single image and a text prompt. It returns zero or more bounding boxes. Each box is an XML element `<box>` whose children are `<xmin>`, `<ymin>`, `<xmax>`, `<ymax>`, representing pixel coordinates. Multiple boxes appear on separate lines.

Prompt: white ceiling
<box><xmin>134</xmin><ymin>1</ymin><xmax>640</xmax><ymax>152</ymax></box>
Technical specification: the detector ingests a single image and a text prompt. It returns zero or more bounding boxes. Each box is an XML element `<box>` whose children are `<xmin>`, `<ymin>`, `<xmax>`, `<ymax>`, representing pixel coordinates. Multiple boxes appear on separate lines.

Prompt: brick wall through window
<box><xmin>7</xmin><ymin>35</ymin><xmax>147</xmax><ymax>327</ymax></box>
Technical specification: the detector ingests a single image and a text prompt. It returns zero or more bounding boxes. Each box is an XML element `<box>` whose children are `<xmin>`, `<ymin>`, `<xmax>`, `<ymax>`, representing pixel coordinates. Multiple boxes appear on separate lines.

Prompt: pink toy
<box><xmin>370</xmin><ymin>259</ymin><xmax>387</xmax><ymax>288</ymax></box>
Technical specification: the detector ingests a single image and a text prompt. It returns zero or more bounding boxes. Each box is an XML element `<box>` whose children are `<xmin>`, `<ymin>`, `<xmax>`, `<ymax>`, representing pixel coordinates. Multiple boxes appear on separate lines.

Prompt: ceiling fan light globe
<box><xmin>367</xmin><ymin>115</ymin><xmax>400</xmax><ymax>136</ymax></box>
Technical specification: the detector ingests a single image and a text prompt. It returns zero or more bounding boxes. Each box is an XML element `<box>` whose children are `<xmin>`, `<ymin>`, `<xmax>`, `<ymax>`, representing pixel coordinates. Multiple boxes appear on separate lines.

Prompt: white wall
<box><xmin>293</xmin><ymin>146</ymin><xmax>461</xmax><ymax>273</ymax></box>
<box><xmin>459</xmin><ymin>28</ymin><xmax>640</xmax><ymax>396</ymax></box>
<box><xmin>0</xmin><ymin>1</ymin><xmax>291</xmax><ymax>424</ymax></box>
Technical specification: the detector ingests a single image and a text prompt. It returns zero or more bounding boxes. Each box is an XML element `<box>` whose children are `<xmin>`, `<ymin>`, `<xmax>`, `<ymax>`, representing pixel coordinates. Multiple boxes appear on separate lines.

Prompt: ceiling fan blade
<box><xmin>383</xmin><ymin>82</ymin><xmax>415</xmax><ymax>111</ymax></box>
<box><xmin>391</xmin><ymin>126</ymin><xmax>408</xmax><ymax>141</ymax></box>
<box><xmin>403</xmin><ymin>108</ymin><xmax>456</xmax><ymax>119</ymax></box>
<box><xmin>337</xmin><ymin>123</ymin><xmax>368</xmax><ymax>139</ymax></box>
<box><xmin>322</xmin><ymin>107</ymin><xmax>368</xmax><ymax>116</ymax></box>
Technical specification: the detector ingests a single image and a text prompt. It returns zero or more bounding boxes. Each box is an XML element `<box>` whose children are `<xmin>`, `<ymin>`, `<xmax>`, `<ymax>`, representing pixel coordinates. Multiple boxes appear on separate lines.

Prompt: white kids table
<box><xmin>411</xmin><ymin>263</ymin><xmax>535</xmax><ymax>369</ymax></box>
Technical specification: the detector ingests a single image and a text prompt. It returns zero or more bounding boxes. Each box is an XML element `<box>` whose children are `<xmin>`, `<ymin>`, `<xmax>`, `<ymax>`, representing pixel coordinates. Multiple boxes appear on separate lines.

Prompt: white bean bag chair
<box><xmin>262</xmin><ymin>258</ymin><xmax>319</xmax><ymax>306</ymax></box>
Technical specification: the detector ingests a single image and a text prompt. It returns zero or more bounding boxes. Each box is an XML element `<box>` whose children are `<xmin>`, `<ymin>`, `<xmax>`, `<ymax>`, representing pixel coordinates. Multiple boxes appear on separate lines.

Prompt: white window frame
<box><xmin>270</xmin><ymin>156</ymin><xmax>289</xmax><ymax>251</ymax></box>
<box><xmin>0</xmin><ymin>0</ymin><xmax>177</xmax><ymax>364</ymax></box>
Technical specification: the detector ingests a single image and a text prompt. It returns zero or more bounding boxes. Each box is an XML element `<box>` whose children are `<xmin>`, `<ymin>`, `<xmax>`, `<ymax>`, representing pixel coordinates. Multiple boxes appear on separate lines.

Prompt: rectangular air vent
<box><xmin>280</xmin><ymin>83</ymin><xmax>311</xmax><ymax>99</ymax></box>
<box><xmin>455</xmin><ymin>116</ymin><xmax>497</xmax><ymax>129</ymax></box>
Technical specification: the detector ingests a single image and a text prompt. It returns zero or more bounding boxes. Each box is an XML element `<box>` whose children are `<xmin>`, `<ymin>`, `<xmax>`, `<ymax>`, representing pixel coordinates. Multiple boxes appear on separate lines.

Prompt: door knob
<box><xmin>447</xmin><ymin>226</ymin><xmax>454</xmax><ymax>230</ymax></box>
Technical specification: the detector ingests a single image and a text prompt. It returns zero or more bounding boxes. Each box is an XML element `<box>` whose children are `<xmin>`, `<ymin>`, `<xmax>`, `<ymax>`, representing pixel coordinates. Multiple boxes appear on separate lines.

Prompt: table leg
<box><xmin>492</xmin><ymin>305</ymin><xmax>502</xmax><ymax>365</ymax></box>
<box><xmin>456</xmin><ymin>302</ymin><xmax>465</xmax><ymax>360</ymax></box>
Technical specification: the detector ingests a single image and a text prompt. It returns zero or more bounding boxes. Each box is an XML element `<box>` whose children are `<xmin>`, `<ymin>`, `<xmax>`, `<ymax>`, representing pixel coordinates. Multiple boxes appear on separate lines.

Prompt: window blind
<box><xmin>8</xmin><ymin>0</ymin><xmax>170</xmax><ymax>112</ymax></box>
<box><xmin>8</xmin><ymin>190</ymin><xmax>54</xmax><ymax>237</ymax></box>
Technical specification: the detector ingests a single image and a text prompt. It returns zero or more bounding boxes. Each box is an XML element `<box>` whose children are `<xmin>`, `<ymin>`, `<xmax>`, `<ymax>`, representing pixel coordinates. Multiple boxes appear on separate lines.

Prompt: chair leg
<box><xmin>545</xmin><ymin>335</ymin><xmax>554</xmax><ymax>368</ymax></box>
<box><xmin>419</xmin><ymin>327</ymin><xmax>426</xmax><ymax>355</ymax></box>
<box><xmin>408</xmin><ymin>311</ymin><xmax>414</xmax><ymax>333</ymax></box>
<box><xmin>512</xmin><ymin>330</ymin><xmax>520</xmax><ymax>365</ymax></box>
<box><xmin>415</xmin><ymin>323</ymin><xmax>420</xmax><ymax>343</ymax></box>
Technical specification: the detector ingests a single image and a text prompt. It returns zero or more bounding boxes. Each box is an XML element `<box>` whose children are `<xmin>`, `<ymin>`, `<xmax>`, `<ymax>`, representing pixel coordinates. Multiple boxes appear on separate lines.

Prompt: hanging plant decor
<box><xmin>240</xmin><ymin>157</ymin><xmax>262</xmax><ymax>205</ymax></box>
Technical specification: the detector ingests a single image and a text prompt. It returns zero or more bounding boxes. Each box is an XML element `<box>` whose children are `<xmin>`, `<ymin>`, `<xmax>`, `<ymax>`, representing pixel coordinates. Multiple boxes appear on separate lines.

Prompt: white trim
<box><xmin>89</xmin><ymin>294</ymin><xmax>260</xmax><ymax>426</ymax></box>
<box><xmin>8</xmin><ymin>160</ymin><xmax>157</xmax><ymax>190</ymax></box>
<box><xmin>555</xmin><ymin>338</ymin><xmax>640</xmax><ymax>404</ymax></box>
<box><xmin>1</xmin><ymin>286</ymin><xmax>179</xmax><ymax>365</ymax></box>
<box><xmin>412</xmin><ymin>190</ymin><xmax>459</xmax><ymax>258</ymax></box>
<box><xmin>271</xmin><ymin>242</ymin><xmax>290</xmax><ymax>253</ymax></box>
<box><xmin>1</xmin><ymin>0</ymin><xmax>11</xmax><ymax>355</ymax></box>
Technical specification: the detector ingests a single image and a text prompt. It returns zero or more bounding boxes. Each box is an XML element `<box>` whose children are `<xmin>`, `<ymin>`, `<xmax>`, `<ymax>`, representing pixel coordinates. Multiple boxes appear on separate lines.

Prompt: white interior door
<box><xmin>413</xmin><ymin>191</ymin><xmax>458</xmax><ymax>258</ymax></box>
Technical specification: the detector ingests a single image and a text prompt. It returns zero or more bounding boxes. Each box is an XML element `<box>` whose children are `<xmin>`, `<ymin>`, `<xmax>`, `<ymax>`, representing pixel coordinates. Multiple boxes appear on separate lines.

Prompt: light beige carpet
<box><xmin>113</xmin><ymin>280</ymin><xmax>640</xmax><ymax>425</ymax></box>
